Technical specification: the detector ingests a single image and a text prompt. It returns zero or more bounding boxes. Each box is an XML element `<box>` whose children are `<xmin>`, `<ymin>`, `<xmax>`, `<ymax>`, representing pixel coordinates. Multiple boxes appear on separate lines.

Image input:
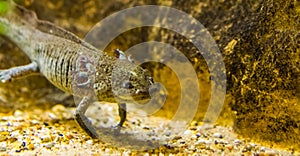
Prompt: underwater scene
<box><xmin>0</xmin><ymin>0</ymin><xmax>299</xmax><ymax>155</ymax></box>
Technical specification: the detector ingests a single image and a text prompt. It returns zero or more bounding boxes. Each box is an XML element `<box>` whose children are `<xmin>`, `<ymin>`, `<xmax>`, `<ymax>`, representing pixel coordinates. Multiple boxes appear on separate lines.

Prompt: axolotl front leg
<box><xmin>0</xmin><ymin>61</ymin><xmax>39</xmax><ymax>82</ymax></box>
<box><xmin>74</xmin><ymin>97</ymin><xmax>127</xmax><ymax>139</ymax></box>
<box><xmin>74</xmin><ymin>96</ymin><xmax>99</xmax><ymax>138</ymax></box>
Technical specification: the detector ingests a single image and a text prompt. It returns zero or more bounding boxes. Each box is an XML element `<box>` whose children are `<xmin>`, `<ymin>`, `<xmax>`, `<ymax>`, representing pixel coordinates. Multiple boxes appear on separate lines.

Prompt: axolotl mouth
<box><xmin>115</xmin><ymin>76</ymin><xmax>160</xmax><ymax>105</ymax></box>
<box><xmin>119</xmin><ymin>84</ymin><xmax>166</xmax><ymax>109</ymax></box>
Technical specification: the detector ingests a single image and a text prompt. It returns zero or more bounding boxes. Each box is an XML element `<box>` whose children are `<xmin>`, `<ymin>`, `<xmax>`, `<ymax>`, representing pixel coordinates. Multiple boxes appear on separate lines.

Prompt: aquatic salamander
<box><xmin>0</xmin><ymin>0</ymin><xmax>154</xmax><ymax>138</ymax></box>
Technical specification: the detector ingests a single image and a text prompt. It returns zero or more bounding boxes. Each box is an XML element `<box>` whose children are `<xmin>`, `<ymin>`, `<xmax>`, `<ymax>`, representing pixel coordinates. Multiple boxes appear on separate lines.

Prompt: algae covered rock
<box><xmin>223</xmin><ymin>0</ymin><xmax>300</xmax><ymax>148</ymax></box>
<box><xmin>170</xmin><ymin>0</ymin><xmax>299</xmax><ymax>149</ymax></box>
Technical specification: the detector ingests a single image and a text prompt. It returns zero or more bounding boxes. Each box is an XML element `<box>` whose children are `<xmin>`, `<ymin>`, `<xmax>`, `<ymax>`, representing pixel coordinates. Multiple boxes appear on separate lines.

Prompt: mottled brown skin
<box><xmin>0</xmin><ymin>1</ymin><xmax>153</xmax><ymax>138</ymax></box>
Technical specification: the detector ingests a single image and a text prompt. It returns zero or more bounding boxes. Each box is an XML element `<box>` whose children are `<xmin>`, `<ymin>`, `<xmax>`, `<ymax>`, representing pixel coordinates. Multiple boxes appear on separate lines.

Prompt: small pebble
<box><xmin>225</xmin><ymin>144</ymin><xmax>234</xmax><ymax>151</ymax></box>
<box><xmin>33</xmin><ymin>143</ymin><xmax>40</xmax><ymax>149</ymax></box>
<box><xmin>0</xmin><ymin>142</ymin><xmax>6</xmax><ymax>151</ymax></box>
<box><xmin>183</xmin><ymin>130</ymin><xmax>192</xmax><ymax>136</ymax></box>
<box><xmin>30</xmin><ymin>120</ymin><xmax>39</xmax><ymax>125</ymax></box>
<box><xmin>191</xmin><ymin>134</ymin><xmax>198</xmax><ymax>139</ymax></box>
<box><xmin>214</xmin><ymin>139</ymin><xmax>221</xmax><ymax>144</ymax></box>
<box><xmin>265</xmin><ymin>150</ymin><xmax>279</xmax><ymax>156</ymax></box>
<box><xmin>54</xmin><ymin>144</ymin><xmax>61</xmax><ymax>149</ymax></box>
<box><xmin>43</xmin><ymin>122</ymin><xmax>49</xmax><ymax>126</ymax></box>
<box><xmin>7</xmin><ymin>122</ymin><xmax>12</xmax><ymax>126</ymax></box>
<box><xmin>65</xmin><ymin>132</ymin><xmax>74</xmax><ymax>139</ymax></box>
<box><xmin>48</xmin><ymin>113</ymin><xmax>57</xmax><ymax>120</ymax></box>
<box><xmin>233</xmin><ymin>139</ymin><xmax>241</xmax><ymax>145</ymax></box>
<box><xmin>179</xmin><ymin>140</ymin><xmax>185</xmax><ymax>144</ymax></box>
<box><xmin>9</xmin><ymin>131</ymin><xmax>19</xmax><ymax>138</ymax></box>
<box><xmin>44</xmin><ymin>142</ymin><xmax>54</xmax><ymax>148</ymax></box>
<box><xmin>260</xmin><ymin>146</ymin><xmax>266</xmax><ymax>152</ymax></box>
<box><xmin>195</xmin><ymin>133</ymin><xmax>201</xmax><ymax>137</ymax></box>
<box><xmin>14</xmin><ymin>110</ymin><xmax>24</xmax><ymax>117</ymax></box>
<box><xmin>143</xmin><ymin>127</ymin><xmax>150</xmax><ymax>130</ymax></box>
<box><xmin>213</xmin><ymin>133</ymin><xmax>223</xmax><ymax>138</ymax></box>
<box><xmin>250</xmin><ymin>143</ymin><xmax>257</xmax><ymax>147</ymax></box>
<box><xmin>164</xmin><ymin>132</ymin><xmax>171</xmax><ymax>137</ymax></box>
<box><xmin>86</xmin><ymin>140</ymin><xmax>93</xmax><ymax>145</ymax></box>
<box><xmin>173</xmin><ymin>136</ymin><xmax>182</xmax><ymax>140</ymax></box>
<box><xmin>105</xmin><ymin>148</ymin><xmax>110</xmax><ymax>153</ymax></box>
<box><xmin>41</xmin><ymin>135</ymin><xmax>52</xmax><ymax>143</ymax></box>
<box><xmin>243</xmin><ymin>144</ymin><xmax>252</xmax><ymax>152</ymax></box>
<box><xmin>197</xmin><ymin>139</ymin><xmax>207</xmax><ymax>145</ymax></box>
<box><xmin>28</xmin><ymin>143</ymin><xmax>35</xmax><ymax>150</ymax></box>
<box><xmin>51</xmin><ymin>104</ymin><xmax>66</xmax><ymax>112</ymax></box>
<box><xmin>0</xmin><ymin>116</ymin><xmax>8</xmax><ymax>121</ymax></box>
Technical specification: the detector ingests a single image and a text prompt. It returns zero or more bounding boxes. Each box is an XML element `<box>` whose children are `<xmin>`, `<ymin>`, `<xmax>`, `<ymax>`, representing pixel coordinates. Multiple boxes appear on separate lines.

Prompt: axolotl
<box><xmin>0</xmin><ymin>0</ymin><xmax>155</xmax><ymax>138</ymax></box>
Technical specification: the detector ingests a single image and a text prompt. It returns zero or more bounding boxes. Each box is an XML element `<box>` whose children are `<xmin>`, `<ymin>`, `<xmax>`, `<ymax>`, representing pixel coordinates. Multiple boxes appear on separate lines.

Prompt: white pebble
<box><xmin>30</xmin><ymin>120</ymin><xmax>39</xmax><ymax>125</ymax></box>
<box><xmin>44</xmin><ymin>142</ymin><xmax>54</xmax><ymax>148</ymax></box>
<box><xmin>48</xmin><ymin>113</ymin><xmax>57</xmax><ymax>119</ymax></box>
<box><xmin>54</xmin><ymin>144</ymin><xmax>60</xmax><ymax>149</ymax></box>
<box><xmin>105</xmin><ymin>148</ymin><xmax>110</xmax><ymax>153</ymax></box>
<box><xmin>122</xmin><ymin>150</ymin><xmax>131</xmax><ymax>156</ymax></box>
<box><xmin>197</xmin><ymin>139</ymin><xmax>207</xmax><ymax>144</ymax></box>
<box><xmin>183</xmin><ymin>130</ymin><xmax>192</xmax><ymax>136</ymax></box>
<box><xmin>213</xmin><ymin>133</ymin><xmax>223</xmax><ymax>138</ymax></box>
<box><xmin>86</xmin><ymin>140</ymin><xmax>93</xmax><ymax>145</ymax></box>
<box><xmin>233</xmin><ymin>139</ymin><xmax>241</xmax><ymax>144</ymax></box>
<box><xmin>0</xmin><ymin>142</ymin><xmax>6</xmax><ymax>151</ymax></box>
<box><xmin>34</xmin><ymin>143</ymin><xmax>41</xmax><ymax>149</ymax></box>
<box><xmin>265</xmin><ymin>150</ymin><xmax>279</xmax><ymax>155</ymax></box>
<box><xmin>14</xmin><ymin>110</ymin><xmax>23</xmax><ymax>117</ymax></box>
<box><xmin>9</xmin><ymin>131</ymin><xmax>19</xmax><ymax>138</ymax></box>
<box><xmin>249</xmin><ymin>143</ymin><xmax>257</xmax><ymax>147</ymax></box>
<box><xmin>191</xmin><ymin>135</ymin><xmax>198</xmax><ymax>139</ymax></box>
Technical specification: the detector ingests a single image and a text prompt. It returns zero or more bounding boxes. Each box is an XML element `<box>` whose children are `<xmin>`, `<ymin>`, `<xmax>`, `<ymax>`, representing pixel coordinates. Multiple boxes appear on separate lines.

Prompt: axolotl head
<box><xmin>111</xmin><ymin>50</ymin><xmax>155</xmax><ymax>105</ymax></box>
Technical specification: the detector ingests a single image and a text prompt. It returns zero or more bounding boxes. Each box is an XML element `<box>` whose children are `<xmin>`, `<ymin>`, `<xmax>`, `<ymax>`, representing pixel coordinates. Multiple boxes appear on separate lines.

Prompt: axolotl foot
<box><xmin>0</xmin><ymin>69</ymin><xmax>13</xmax><ymax>83</ymax></box>
<box><xmin>0</xmin><ymin>62</ymin><xmax>39</xmax><ymax>83</ymax></box>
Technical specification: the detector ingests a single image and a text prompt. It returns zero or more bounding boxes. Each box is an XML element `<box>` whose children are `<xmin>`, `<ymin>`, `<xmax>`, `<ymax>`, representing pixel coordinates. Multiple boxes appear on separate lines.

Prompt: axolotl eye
<box><xmin>123</xmin><ymin>81</ymin><xmax>134</xmax><ymax>89</ymax></box>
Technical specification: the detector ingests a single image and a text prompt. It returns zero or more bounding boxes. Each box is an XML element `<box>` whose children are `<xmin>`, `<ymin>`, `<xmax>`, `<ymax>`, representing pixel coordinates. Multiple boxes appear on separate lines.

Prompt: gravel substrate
<box><xmin>0</xmin><ymin>103</ymin><xmax>298</xmax><ymax>155</ymax></box>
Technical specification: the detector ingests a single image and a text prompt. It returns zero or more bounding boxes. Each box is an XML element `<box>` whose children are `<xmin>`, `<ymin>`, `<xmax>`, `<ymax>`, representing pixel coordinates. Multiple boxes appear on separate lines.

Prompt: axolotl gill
<box><xmin>0</xmin><ymin>0</ymin><xmax>155</xmax><ymax>138</ymax></box>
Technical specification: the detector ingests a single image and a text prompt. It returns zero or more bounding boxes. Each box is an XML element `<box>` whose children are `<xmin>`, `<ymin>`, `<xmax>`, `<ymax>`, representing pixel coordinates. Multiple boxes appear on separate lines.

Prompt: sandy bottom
<box><xmin>0</xmin><ymin>103</ymin><xmax>297</xmax><ymax>155</ymax></box>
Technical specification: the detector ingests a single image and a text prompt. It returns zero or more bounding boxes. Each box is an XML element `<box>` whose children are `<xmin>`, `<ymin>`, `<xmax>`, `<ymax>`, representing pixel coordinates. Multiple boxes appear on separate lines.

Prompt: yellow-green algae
<box><xmin>0</xmin><ymin>0</ymin><xmax>14</xmax><ymax>34</ymax></box>
<box><xmin>0</xmin><ymin>1</ymin><xmax>12</xmax><ymax>15</ymax></box>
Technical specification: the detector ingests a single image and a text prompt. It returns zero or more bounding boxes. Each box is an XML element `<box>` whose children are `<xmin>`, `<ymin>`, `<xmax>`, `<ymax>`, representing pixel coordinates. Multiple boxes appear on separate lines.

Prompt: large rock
<box><xmin>223</xmin><ymin>0</ymin><xmax>300</xmax><ymax>148</ymax></box>
<box><xmin>161</xmin><ymin>0</ymin><xmax>300</xmax><ymax>149</ymax></box>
